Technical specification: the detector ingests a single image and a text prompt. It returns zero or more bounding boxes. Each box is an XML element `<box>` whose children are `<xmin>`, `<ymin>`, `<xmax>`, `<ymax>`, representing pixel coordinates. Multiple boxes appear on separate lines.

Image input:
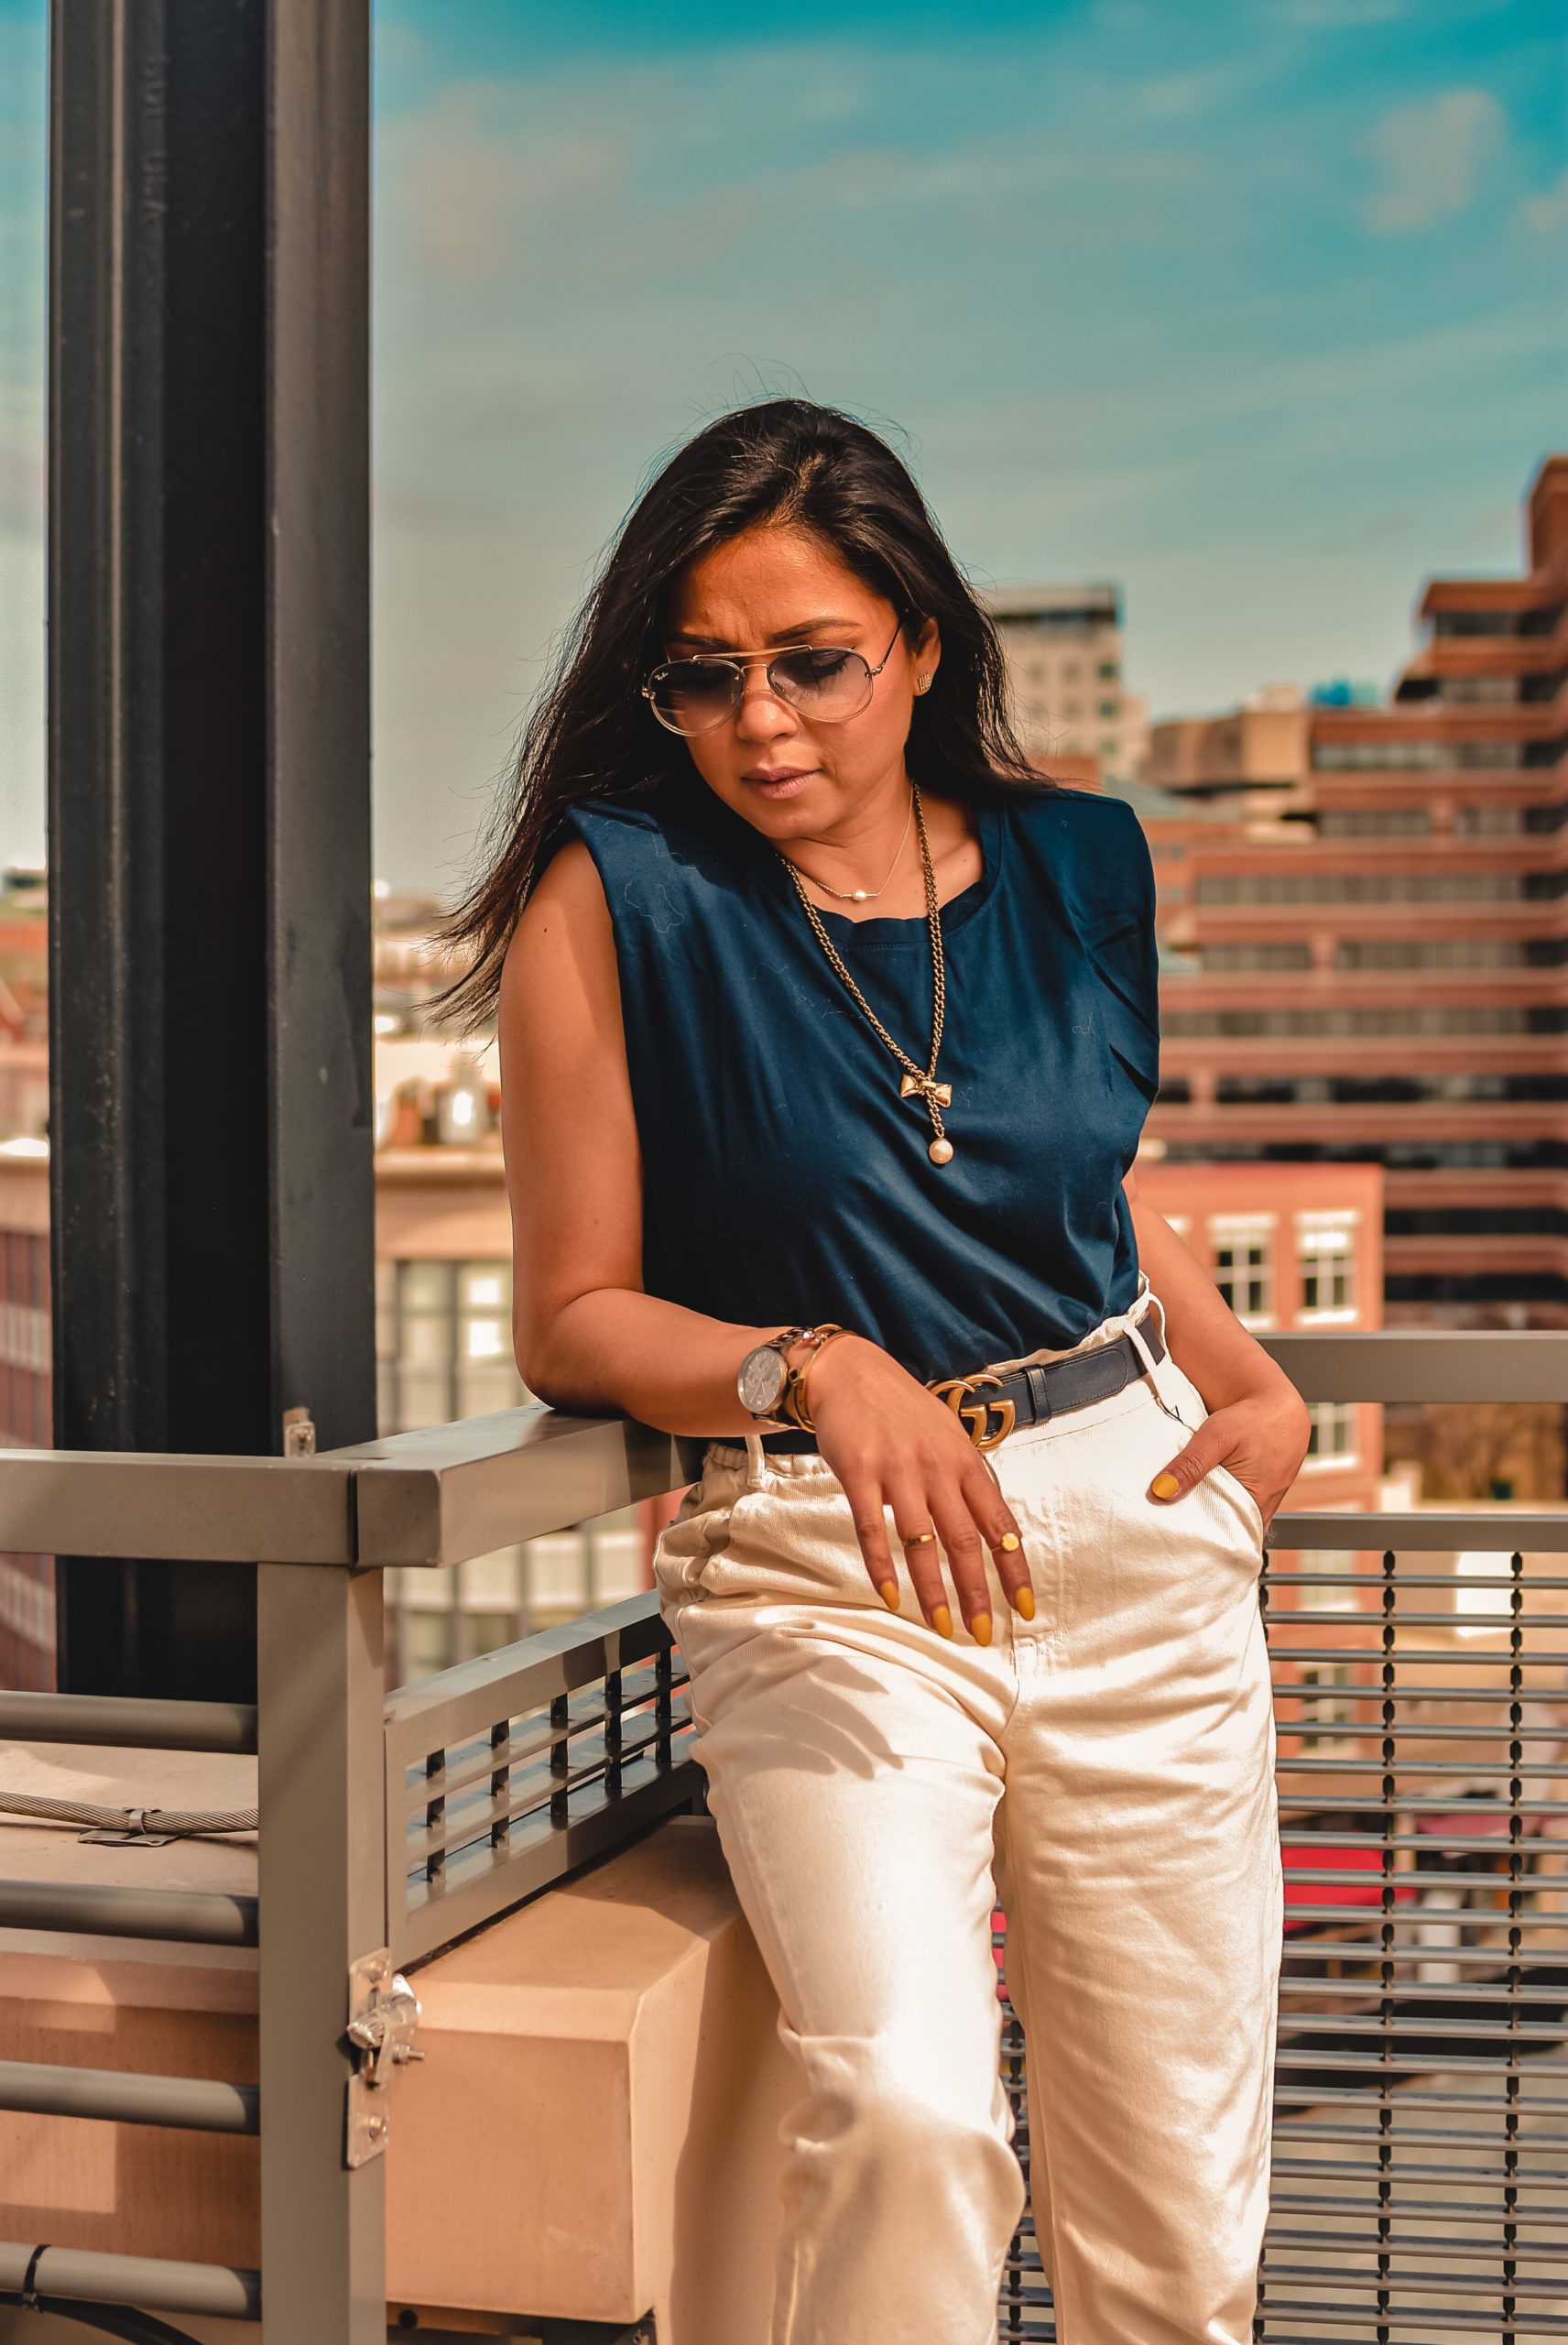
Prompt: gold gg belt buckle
<box><xmin>928</xmin><ymin>1373</ymin><xmax>1016</xmax><ymax>1452</ymax></box>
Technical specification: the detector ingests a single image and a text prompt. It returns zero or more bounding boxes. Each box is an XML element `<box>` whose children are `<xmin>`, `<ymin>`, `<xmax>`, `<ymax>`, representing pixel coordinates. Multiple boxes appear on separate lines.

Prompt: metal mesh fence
<box><xmin>996</xmin><ymin>1537</ymin><xmax>1568</xmax><ymax>2343</ymax></box>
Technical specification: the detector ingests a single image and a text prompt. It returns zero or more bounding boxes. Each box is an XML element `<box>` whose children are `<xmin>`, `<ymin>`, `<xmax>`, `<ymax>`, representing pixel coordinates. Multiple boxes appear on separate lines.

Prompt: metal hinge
<box><xmin>346</xmin><ymin>1946</ymin><xmax>423</xmax><ymax>2166</ymax></box>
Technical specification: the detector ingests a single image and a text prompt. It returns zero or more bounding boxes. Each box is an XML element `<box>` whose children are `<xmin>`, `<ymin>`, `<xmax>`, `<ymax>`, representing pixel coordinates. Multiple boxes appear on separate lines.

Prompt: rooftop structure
<box><xmin>1144</xmin><ymin>687</ymin><xmax>1308</xmax><ymax>802</ymax></box>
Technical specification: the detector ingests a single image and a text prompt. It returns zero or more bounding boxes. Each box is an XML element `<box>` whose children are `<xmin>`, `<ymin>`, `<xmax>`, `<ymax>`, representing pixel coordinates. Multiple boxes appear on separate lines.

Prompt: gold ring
<box><xmin>899</xmin><ymin>1528</ymin><xmax>937</xmax><ymax>1548</ymax></box>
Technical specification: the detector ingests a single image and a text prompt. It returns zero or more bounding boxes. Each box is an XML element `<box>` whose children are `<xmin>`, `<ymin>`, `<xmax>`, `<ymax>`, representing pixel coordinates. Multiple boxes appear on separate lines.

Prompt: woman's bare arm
<box><xmin>1126</xmin><ymin>1167</ymin><xmax>1311</xmax><ymax>1524</ymax></box>
<box><xmin>499</xmin><ymin>840</ymin><xmax>776</xmax><ymax>1434</ymax></box>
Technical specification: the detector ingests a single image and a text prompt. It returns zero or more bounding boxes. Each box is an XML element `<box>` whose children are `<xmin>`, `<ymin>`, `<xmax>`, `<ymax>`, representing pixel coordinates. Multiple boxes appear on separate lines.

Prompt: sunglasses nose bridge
<box><xmin>733</xmin><ymin>663</ymin><xmax>800</xmax><ymax>733</ymax></box>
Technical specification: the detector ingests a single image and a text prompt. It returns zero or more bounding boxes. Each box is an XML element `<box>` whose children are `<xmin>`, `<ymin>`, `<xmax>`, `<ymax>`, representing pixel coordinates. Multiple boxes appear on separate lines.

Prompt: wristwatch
<box><xmin>736</xmin><ymin>1328</ymin><xmax>804</xmax><ymax>1421</ymax></box>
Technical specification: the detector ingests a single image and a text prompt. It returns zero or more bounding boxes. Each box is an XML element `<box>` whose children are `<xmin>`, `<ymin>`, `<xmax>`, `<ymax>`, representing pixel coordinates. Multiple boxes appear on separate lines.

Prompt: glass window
<box><xmin>1454</xmin><ymin>1549</ymin><xmax>1515</xmax><ymax>1635</ymax></box>
<box><xmin>400</xmin><ymin>1261</ymin><xmax>452</xmax><ymax>1313</ymax></box>
<box><xmin>459</xmin><ymin>1264</ymin><xmax>509</xmax><ymax>1310</ymax></box>
<box><xmin>1213</xmin><ymin>1225</ymin><xmax>1273</xmax><ymax>1323</ymax></box>
<box><xmin>1304</xmin><ymin>1402</ymin><xmax>1358</xmax><ymax>1465</ymax></box>
<box><xmin>1300</xmin><ymin>1663</ymin><xmax>1354</xmax><ymax>1747</ymax></box>
<box><xmin>1291</xmin><ymin>1548</ymin><xmax>1360</xmax><ymax>1611</ymax></box>
<box><xmin>1299</xmin><ymin>1225</ymin><xmax>1356</xmax><ymax>1314</ymax></box>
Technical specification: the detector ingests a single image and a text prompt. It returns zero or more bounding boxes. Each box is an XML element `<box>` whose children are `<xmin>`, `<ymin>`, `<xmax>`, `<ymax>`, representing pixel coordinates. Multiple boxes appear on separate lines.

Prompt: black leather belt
<box><xmin>764</xmin><ymin>1325</ymin><xmax>1165</xmax><ymax>1456</ymax></box>
<box><xmin>928</xmin><ymin>1326</ymin><xmax>1165</xmax><ymax>1450</ymax></box>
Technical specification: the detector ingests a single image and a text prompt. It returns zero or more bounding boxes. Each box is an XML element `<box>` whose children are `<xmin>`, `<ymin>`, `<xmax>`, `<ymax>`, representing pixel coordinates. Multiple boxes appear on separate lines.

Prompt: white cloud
<box><xmin>380</xmin><ymin>82</ymin><xmax>624</xmax><ymax>276</ymax></box>
<box><xmin>1521</xmin><ymin>166</ymin><xmax>1568</xmax><ymax>235</ymax></box>
<box><xmin>1363</xmin><ymin>87</ymin><xmax>1506</xmax><ymax>234</ymax></box>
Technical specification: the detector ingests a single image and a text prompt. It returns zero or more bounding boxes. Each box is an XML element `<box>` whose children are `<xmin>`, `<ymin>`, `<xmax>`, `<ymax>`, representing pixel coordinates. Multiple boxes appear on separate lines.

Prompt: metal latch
<box><xmin>345</xmin><ymin>1946</ymin><xmax>423</xmax><ymax>2166</ymax></box>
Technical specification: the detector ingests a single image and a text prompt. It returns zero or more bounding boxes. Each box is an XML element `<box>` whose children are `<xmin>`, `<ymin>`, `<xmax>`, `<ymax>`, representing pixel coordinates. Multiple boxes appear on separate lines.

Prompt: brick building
<box><xmin>1134</xmin><ymin>1154</ymin><xmax>1385</xmax><ymax>1516</ymax></box>
<box><xmin>1144</xmin><ymin>453</ymin><xmax>1568</xmax><ymax>1327</ymax></box>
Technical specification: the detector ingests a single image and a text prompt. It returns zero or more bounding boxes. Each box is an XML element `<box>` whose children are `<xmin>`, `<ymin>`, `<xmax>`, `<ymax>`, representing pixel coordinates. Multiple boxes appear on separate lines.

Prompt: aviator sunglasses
<box><xmin>642</xmin><ymin>620</ymin><xmax>907</xmax><ymax>738</ymax></box>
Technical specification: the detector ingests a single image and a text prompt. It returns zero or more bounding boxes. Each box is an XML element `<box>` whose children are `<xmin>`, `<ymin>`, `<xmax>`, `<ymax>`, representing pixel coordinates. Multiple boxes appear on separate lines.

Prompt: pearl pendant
<box><xmin>929</xmin><ymin>1138</ymin><xmax>954</xmax><ymax>1165</ymax></box>
<box><xmin>851</xmin><ymin>889</ymin><xmax>868</xmax><ymax>902</ymax></box>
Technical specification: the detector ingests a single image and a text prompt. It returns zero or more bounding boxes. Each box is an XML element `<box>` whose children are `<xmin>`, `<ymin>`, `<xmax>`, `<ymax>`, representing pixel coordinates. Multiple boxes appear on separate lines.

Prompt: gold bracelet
<box><xmin>783</xmin><ymin>1325</ymin><xmax>852</xmax><ymax>1434</ymax></box>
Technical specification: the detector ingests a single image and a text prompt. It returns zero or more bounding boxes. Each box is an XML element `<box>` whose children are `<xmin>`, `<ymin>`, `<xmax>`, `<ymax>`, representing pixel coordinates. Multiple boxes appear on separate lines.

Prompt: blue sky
<box><xmin>1</xmin><ymin>0</ymin><xmax>1565</xmax><ymax>887</ymax></box>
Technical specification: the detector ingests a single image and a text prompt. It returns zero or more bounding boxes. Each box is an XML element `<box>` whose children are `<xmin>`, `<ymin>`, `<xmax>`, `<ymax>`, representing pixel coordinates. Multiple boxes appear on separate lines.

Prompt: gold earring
<box><xmin>917</xmin><ymin>675</ymin><xmax>931</xmax><ymax>693</ymax></box>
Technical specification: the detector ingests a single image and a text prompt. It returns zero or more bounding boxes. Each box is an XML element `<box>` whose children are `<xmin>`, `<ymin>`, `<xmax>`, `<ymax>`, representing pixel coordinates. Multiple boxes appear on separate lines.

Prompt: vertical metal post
<box><xmin>267</xmin><ymin>0</ymin><xmax>375</xmax><ymax>1450</ymax></box>
<box><xmin>47</xmin><ymin>0</ymin><xmax>374</xmax><ymax>1699</ymax></box>
<box><xmin>258</xmin><ymin>1561</ymin><xmax>386</xmax><ymax>2343</ymax></box>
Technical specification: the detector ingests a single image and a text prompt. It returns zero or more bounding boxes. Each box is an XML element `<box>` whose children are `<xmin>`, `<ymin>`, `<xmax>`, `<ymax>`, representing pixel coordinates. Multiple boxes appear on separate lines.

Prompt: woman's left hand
<box><xmin>1149</xmin><ymin>1379</ymin><xmax>1312</xmax><ymax>1531</ymax></box>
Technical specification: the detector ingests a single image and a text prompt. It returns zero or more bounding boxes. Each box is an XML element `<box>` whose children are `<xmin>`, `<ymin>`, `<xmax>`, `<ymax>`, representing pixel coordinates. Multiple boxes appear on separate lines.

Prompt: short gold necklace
<box><xmin>788</xmin><ymin>793</ymin><xmax>913</xmax><ymax>903</ymax></box>
<box><xmin>779</xmin><ymin>783</ymin><xmax>954</xmax><ymax>1166</ymax></box>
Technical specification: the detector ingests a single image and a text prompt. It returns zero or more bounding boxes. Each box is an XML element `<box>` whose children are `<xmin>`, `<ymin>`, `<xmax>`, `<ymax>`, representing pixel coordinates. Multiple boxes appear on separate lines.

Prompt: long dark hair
<box><xmin>444</xmin><ymin>398</ymin><xmax>1036</xmax><ymax>1023</ymax></box>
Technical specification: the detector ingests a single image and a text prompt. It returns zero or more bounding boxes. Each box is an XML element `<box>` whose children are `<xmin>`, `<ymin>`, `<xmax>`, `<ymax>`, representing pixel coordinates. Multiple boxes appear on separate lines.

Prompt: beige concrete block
<box><xmin>387</xmin><ymin>1816</ymin><xmax>789</xmax><ymax>2345</ymax></box>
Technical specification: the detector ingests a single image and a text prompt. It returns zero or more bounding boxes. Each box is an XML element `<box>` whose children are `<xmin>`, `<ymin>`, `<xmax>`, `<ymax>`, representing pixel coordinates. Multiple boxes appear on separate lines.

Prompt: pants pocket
<box><xmin>652</xmin><ymin>1480</ymin><xmax>735</xmax><ymax>1594</ymax></box>
<box><xmin>1208</xmin><ymin>1458</ymin><xmax>1266</xmax><ymax>1551</ymax></box>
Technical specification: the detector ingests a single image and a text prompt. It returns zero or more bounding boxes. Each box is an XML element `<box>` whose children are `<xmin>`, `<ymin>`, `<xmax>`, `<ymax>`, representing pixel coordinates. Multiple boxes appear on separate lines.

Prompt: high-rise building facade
<box><xmin>985</xmin><ymin>584</ymin><xmax>1149</xmax><ymax>782</ymax></box>
<box><xmin>1143</xmin><ymin>455</ymin><xmax>1568</xmax><ymax>1326</ymax></box>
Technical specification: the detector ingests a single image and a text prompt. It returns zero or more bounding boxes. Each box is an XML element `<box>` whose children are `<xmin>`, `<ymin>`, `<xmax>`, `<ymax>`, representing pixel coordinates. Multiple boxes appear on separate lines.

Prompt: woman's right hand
<box><xmin>800</xmin><ymin>1335</ymin><xmax>1033</xmax><ymax>1643</ymax></box>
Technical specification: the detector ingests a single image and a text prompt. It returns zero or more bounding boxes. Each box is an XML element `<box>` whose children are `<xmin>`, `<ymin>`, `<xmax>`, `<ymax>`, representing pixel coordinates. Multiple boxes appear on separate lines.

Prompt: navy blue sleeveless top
<box><xmin>566</xmin><ymin>780</ymin><xmax>1158</xmax><ymax>1384</ymax></box>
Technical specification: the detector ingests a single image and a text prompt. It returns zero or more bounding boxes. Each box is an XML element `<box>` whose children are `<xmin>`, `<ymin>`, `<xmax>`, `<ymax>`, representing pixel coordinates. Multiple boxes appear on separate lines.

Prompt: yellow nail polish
<box><xmin>970</xmin><ymin>1612</ymin><xmax>992</xmax><ymax>1647</ymax></box>
<box><xmin>878</xmin><ymin>1581</ymin><xmax>900</xmax><ymax>1612</ymax></box>
<box><xmin>1013</xmin><ymin>1586</ymin><xmax>1036</xmax><ymax>1621</ymax></box>
<box><xmin>931</xmin><ymin>1605</ymin><xmax>953</xmax><ymax>1640</ymax></box>
<box><xmin>997</xmin><ymin>1532</ymin><xmax>1021</xmax><ymax>1554</ymax></box>
<box><xmin>1151</xmin><ymin>1471</ymin><xmax>1181</xmax><ymax>1500</ymax></box>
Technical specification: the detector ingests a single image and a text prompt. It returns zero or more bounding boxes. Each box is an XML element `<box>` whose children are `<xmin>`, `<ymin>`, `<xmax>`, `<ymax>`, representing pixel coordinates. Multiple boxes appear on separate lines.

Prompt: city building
<box><xmin>1140</xmin><ymin>453</ymin><xmax>1568</xmax><ymax>1327</ymax></box>
<box><xmin>0</xmin><ymin>1150</ymin><xmax>50</xmax><ymax>1689</ymax></box>
<box><xmin>985</xmin><ymin>584</ymin><xmax>1149</xmax><ymax>783</ymax></box>
<box><xmin>0</xmin><ymin>865</ymin><xmax>50</xmax><ymax>1151</ymax></box>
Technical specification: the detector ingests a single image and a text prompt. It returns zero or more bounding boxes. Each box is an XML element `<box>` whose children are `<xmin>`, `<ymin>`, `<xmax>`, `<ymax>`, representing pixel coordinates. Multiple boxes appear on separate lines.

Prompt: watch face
<box><xmin>738</xmin><ymin>1344</ymin><xmax>789</xmax><ymax>1415</ymax></box>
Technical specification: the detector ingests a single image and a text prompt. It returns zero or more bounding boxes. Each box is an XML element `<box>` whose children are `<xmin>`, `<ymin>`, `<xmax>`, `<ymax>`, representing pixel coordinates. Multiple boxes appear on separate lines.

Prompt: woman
<box><xmin>453</xmin><ymin>399</ymin><xmax>1309</xmax><ymax>2345</ymax></box>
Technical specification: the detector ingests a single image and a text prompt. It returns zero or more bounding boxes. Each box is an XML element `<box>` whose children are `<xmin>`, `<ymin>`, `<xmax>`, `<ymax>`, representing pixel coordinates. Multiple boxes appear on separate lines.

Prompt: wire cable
<box><xmin>0</xmin><ymin>1792</ymin><xmax>256</xmax><ymax>1837</ymax></box>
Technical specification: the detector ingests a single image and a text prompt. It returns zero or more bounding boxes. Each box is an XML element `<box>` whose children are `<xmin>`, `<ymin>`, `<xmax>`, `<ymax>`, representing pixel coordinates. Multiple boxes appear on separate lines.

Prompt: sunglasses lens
<box><xmin>771</xmin><ymin>647</ymin><xmax>874</xmax><ymax>720</ymax></box>
<box><xmin>647</xmin><ymin>662</ymin><xmax>740</xmax><ymax>735</ymax></box>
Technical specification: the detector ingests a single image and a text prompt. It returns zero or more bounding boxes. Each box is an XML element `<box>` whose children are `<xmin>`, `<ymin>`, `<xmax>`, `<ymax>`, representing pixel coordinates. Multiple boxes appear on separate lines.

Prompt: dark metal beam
<box><xmin>47</xmin><ymin>0</ymin><xmax>374</xmax><ymax>1698</ymax></box>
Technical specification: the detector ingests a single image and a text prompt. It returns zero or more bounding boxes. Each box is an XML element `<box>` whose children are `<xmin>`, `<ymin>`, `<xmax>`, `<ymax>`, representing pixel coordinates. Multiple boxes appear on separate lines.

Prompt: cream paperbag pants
<box><xmin>655</xmin><ymin>1294</ymin><xmax>1281</xmax><ymax>2345</ymax></box>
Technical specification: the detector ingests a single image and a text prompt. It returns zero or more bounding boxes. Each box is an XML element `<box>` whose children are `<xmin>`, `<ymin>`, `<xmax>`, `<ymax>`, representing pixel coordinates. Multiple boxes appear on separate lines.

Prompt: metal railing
<box><xmin>0</xmin><ymin>1332</ymin><xmax>1564</xmax><ymax>2342</ymax></box>
<box><xmin>0</xmin><ymin>1410</ymin><xmax>694</xmax><ymax>2345</ymax></box>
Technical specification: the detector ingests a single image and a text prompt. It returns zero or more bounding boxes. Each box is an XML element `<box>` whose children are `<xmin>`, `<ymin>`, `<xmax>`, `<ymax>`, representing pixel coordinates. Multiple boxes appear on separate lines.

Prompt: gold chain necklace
<box><xmin>789</xmin><ymin>792</ymin><xmax>913</xmax><ymax>903</ymax></box>
<box><xmin>779</xmin><ymin>783</ymin><xmax>954</xmax><ymax>1166</ymax></box>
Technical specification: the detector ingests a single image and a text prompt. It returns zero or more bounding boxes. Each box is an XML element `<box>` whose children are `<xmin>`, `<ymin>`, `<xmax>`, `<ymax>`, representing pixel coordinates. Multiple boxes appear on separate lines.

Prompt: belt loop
<box><xmin>1127</xmin><ymin>1297</ymin><xmax>1199</xmax><ymax>1432</ymax></box>
<box><xmin>1024</xmin><ymin>1364</ymin><xmax>1051</xmax><ymax>1424</ymax></box>
<box><xmin>1126</xmin><ymin>1311</ymin><xmax>1167</xmax><ymax>1386</ymax></box>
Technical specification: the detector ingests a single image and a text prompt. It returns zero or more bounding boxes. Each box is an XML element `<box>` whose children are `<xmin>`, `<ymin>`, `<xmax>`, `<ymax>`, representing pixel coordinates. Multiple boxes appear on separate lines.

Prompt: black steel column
<box><xmin>48</xmin><ymin>0</ymin><xmax>374</xmax><ymax>1699</ymax></box>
